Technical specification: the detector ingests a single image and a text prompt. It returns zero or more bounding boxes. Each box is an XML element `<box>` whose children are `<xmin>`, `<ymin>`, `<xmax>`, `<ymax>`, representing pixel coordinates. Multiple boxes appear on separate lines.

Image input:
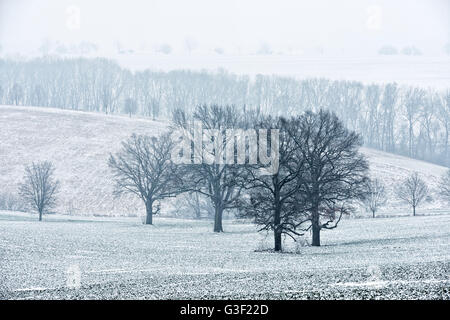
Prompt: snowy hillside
<box><xmin>362</xmin><ymin>148</ymin><xmax>448</xmax><ymax>214</ymax></box>
<box><xmin>0</xmin><ymin>105</ymin><xmax>166</xmax><ymax>216</ymax></box>
<box><xmin>1</xmin><ymin>211</ymin><xmax>449</xmax><ymax>299</ymax></box>
<box><xmin>0</xmin><ymin>105</ymin><xmax>448</xmax><ymax>216</ymax></box>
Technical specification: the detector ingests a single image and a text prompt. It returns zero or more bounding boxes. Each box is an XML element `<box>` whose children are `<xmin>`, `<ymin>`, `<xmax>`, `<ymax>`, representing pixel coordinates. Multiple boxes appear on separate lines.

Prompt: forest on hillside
<box><xmin>0</xmin><ymin>57</ymin><xmax>449</xmax><ymax>167</ymax></box>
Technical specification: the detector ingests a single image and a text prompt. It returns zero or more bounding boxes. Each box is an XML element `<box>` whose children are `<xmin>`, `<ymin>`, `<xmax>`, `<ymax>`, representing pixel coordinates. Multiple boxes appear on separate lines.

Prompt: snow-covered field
<box><xmin>0</xmin><ymin>211</ymin><xmax>449</xmax><ymax>299</ymax></box>
<box><xmin>0</xmin><ymin>105</ymin><xmax>448</xmax><ymax>216</ymax></box>
<box><xmin>112</xmin><ymin>54</ymin><xmax>450</xmax><ymax>89</ymax></box>
<box><xmin>0</xmin><ymin>105</ymin><xmax>449</xmax><ymax>300</ymax></box>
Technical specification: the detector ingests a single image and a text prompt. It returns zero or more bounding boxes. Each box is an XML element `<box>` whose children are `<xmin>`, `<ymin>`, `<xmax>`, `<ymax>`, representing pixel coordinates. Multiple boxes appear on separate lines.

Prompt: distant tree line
<box><xmin>0</xmin><ymin>57</ymin><xmax>449</xmax><ymax>167</ymax></box>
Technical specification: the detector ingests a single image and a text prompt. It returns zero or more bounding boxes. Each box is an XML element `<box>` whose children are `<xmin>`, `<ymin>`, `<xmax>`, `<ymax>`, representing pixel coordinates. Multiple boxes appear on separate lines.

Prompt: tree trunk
<box><xmin>311</xmin><ymin>203</ymin><xmax>321</xmax><ymax>246</ymax></box>
<box><xmin>273</xmin><ymin>198</ymin><xmax>282</xmax><ymax>251</ymax></box>
<box><xmin>312</xmin><ymin>222</ymin><xmax>320</xmax><ymax>246</ymax></box>
<box><xmin>273</xmin><ymin>181</ymin><xmax>282</xmax><ymax>251</ymax></box>
<box><xmin>145</xmin><ymin>201</ymin><xmax>153</xmax><ymax>225</ymax></box>
<box><xmin>274</xmin><ymin>230</ymin><xmax>282</xmax><ymax>252</ymax></box>
<box><xmin>273</xmin><ymin>215</ymin><xmax>282</xmax><ymax>251</ymax></box>
<box><xmin>413</xmin><ymin>205</ymin><xmax>416</xmax><ymax>217</ymax></box>
<box><xmin>372</xmin><ymin>210</ymin><xmax>376</xmax><ymax>218</ymax></box>
<box><xmin>39</xmin><ymin>210</ymin><xmax>42</xmax><ymax>221</ymax></box>
<box><xmin>213</xmin><ymin>206</ymin><xmax>223</xmax><ymax>232</ymax></box>
<box><xmin>194</xmin><ymin>193</ymin><xmax>201</xmax><ymax>219</ymax></box>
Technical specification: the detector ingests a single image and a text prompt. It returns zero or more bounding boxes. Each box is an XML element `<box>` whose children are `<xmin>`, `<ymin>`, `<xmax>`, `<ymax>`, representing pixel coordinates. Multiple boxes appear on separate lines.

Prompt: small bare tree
<box><xmin>439</xmin><ymin>169</ymin><xmax>450</xmax><ymax>203</ymax></box>
<box><xmin>18</xmin><ymin>161</ymin><xmax>60</xmax><ymax>221</ymax></box>
<box><xmin>108</xmin><ymin>133</ymin><xmax>181</xmax><ymax>224</ymax></box>
<box><xmin>362</xmin><ymin>178</ymin><xmax>387</xmax><ymax>218</ymax></box>
<box><xmin>396</xmin><ymin>172</ymin><xmax>428</xmax><ymax>216</ymax></box>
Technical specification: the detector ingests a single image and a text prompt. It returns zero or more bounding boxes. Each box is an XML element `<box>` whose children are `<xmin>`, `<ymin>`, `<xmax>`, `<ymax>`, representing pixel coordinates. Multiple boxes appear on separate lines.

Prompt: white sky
<box><xmin>0</xmin><ymin>0</ymin><xmax>449</xmax><ymax>55</ymax></box>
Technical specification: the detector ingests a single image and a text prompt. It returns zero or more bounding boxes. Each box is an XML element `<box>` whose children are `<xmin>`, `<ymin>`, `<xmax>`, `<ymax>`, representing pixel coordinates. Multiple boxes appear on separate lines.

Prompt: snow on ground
<box><xmin>0</xmin><ymin>105</ymin><xmax>448</xmax><ymax>217</ymax></box>
<box><xmin>0</xmin><ymin>105</ymin><xmax>449</xmax><ymax>299</ymax></box>
<box><xmin>0</xmin><ymin>211</ymin><xmax>449</xmax><ymax>299</ymax></box>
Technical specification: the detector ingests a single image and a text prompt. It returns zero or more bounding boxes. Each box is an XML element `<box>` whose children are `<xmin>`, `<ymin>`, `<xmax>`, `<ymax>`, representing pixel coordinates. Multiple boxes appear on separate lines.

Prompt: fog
<box><xmin>1</xmin><ymin>0</ymin><xmax>449</xmax><ymax>56</ymax></box>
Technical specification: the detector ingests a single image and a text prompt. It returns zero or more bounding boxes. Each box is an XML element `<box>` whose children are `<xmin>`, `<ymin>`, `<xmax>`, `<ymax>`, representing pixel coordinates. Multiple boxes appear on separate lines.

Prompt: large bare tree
<box><xmin>108</xmin><ymin>133</ymin><xmax>181</xmax><ymax>224</ymax></box>
<box><xmin>288</xmin><ymin>110</ymin><xmax>369</xmax><ymax>246</ymax></box>
<box><xmin>396</xmin><ymin>172</ymin><xmax>429</xmax><ymax>216</ymax></box>
<box><xmin>239</xmin><ymin>116</ymin><xmax>306</xmax><ymax>252</ymax></box>
<box><xmin>173</xmin><ymin>105</ymin><xmax>246</xmax><ymax>232</ymax></box>
<box><xmin>18</xmin><ymin>161</ymin><xmax>60</xmax><ymax>221</ymax></box>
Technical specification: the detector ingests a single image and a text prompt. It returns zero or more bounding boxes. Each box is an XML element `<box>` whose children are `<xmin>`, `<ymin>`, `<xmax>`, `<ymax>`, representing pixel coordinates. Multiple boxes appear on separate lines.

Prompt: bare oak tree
<box><xmin>108</xmin><ymin>133</ymin><xmax>180</xmax><ymax>224</ymax></box>
<box><xmin>239</xmin><ymin>116</ymin><xmax>305</xmax><ymax>252</ymax></box>
<box><xmin>361</xmin><ymin>178</ymin><xmax>387</xmax><ymax>218</ymax></box>
<box><xmin>174</xmin><ymin>105</ymin><xmax>246</xmax><ymax>232</ymax></box>
<box><xmin>18</xmin><ymin>161</ymin><xmax>60</xmax><ymax>221</ymax></box>
<box><xmin>396</xmin><ymin>172</ymin><xmax>429</xmax><ymax>216</ymax></box>
<box><xmin>288</xmin><ymin>110</ymin><xmax>369</xmax><ymax>246</ymax></box>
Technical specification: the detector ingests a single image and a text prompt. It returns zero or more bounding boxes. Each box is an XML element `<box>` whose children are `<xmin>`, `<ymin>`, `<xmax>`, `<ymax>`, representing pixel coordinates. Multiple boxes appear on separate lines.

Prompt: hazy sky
<box><xmin>0</xmin><ymin>0</ymin><xmax>449</xmax><ymax>55</ymax></box>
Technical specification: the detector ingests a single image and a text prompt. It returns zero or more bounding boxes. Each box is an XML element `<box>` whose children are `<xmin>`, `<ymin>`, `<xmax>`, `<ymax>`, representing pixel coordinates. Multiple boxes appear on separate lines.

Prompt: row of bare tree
<box><xmin>13</xmin><ymin>106</ymin><xmax>450</xmax><ymax>251</ymax></box>
<box><xmin>109</xmin><ymin>107</ymin><xmax>369</xmax><ymax>250</ymax></box>
<box><xmin>1</xmin><ymin>57</ymin><xmax>449</xmax><ymax>166</ymax></box>
<box><xmin>107</xmin><ymin>105</ymin><xmax>450</xmax><ymax>251</ymax></box>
